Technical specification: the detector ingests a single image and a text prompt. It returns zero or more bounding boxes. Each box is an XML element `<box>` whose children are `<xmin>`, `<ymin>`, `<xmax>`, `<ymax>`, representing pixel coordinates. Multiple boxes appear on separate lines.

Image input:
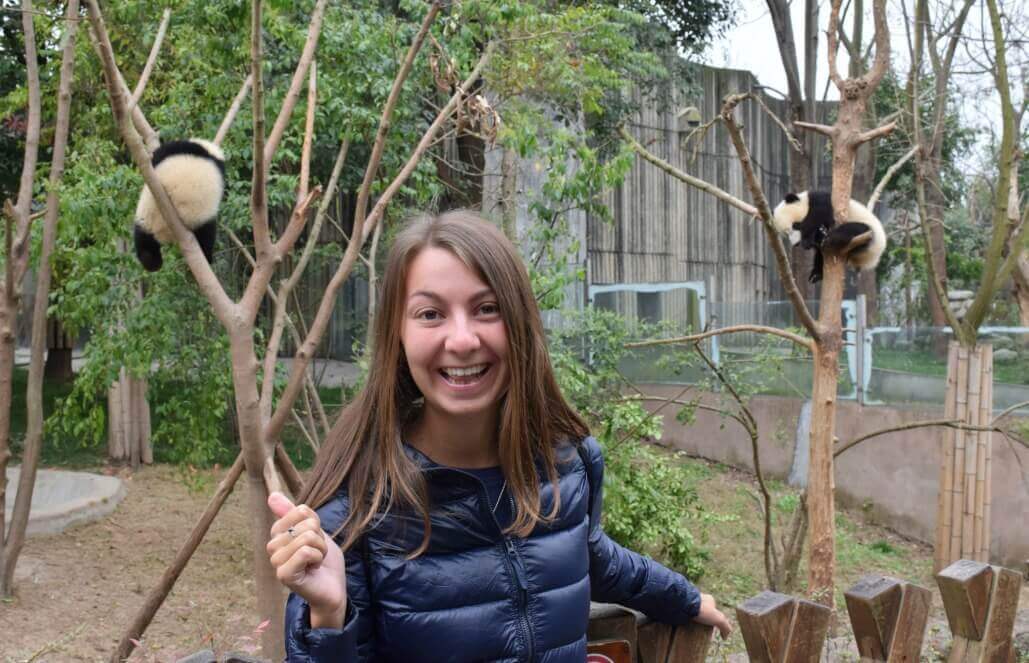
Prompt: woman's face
<box><xmin>400</xmin><ymin>247</ymin><xmax>510</xmax><ymax>423</ymax></box>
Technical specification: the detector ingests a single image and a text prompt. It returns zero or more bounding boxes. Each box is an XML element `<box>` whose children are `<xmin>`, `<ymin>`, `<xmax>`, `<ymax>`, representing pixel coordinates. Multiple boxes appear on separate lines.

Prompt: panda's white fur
<box><xmin>772</xmin><ymin>190</ymin><xmax>886</xmax><ymax>272</ymax></box>
<box><xmin>134</xmin><ymin>138</ymin><xmax>225</xmax><ymax>244</ymax></box>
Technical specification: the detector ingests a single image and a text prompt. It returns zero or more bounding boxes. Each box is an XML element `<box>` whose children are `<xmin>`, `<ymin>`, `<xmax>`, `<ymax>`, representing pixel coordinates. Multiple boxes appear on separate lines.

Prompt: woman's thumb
<box><xmin>267</xmin><ymin>491</ymin><xmax>295</xmax><ymax>518</ymax></box>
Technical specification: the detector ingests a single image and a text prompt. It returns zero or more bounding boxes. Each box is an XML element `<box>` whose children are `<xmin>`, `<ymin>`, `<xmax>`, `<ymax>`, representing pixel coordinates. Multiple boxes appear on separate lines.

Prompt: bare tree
<box><xmin>84</xmin><ymin>0</ymin><xmax>504</xmax><ymax>657</ymax></box>
<box><xmin>0</xmin><ymin>0</ymin><xmax>80</xmax><ymax>598</ymax></box>
<box><xmin>625</xmin><ymin>0</ymin><xmax>893</xmax><ymax>604</ymax></box>
<box><xmin>911</xmin><ymin>0</ymin><xmax>1027</xmax><ymax>570</ymax></box>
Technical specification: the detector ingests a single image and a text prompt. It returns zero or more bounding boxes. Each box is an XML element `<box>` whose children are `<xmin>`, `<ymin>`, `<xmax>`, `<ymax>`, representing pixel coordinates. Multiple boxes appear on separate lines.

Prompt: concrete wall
<box><xmin>639</xmin><ymin>385</ymin><xmax>1029</xmax><ymax>567</ymax></box>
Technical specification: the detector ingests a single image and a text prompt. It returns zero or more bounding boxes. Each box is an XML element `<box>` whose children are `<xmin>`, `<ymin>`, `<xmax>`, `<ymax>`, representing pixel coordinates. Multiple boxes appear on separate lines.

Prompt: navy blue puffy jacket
<box><xmin>283</xmin><ymin>436</ymin><xmax>702</xmax><ymax>661</ymax></box>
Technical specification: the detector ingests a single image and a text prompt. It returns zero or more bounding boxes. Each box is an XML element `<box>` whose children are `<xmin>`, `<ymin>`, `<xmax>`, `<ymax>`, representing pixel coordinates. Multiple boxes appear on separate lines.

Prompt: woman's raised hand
<box><xmin>267</xmin><ymin>491</ymin><xmax>347</xmax><ymax>629</ymax></box>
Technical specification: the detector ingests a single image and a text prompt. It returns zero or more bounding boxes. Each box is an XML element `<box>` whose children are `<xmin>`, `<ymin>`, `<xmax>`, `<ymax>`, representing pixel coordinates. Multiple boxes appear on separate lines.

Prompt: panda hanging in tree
<box><xmin>133</xmin><ymin>138</ymin><xmax>225</xmax><ymax>272</ymax></box>
<box><xmin>771</xmin><ymin>190</ymin><xmax>886</xmax><ymax>284</ymax></box>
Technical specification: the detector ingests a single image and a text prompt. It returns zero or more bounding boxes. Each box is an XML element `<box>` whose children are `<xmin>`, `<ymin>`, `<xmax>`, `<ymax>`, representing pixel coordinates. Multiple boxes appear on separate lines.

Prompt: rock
<box><xmin>948</xmin><ymin>290</ymin><xmax>975</xmax><ymax>301</ymax></box>
<box><xmin>987</xmin><ymin>335</ymin><xmax>1014</xmax><ymax>350</ymax></box>
<box><xmin>175</xmin><ymin>651</ymin><xmax>216</xmax><ymax>663</ymax></box>
<box><xmin>221</xmin><ymin>653</ymin><xmax>270</xmax><ymax>663</ymax></box>
<box><xmin>993</xmin><ymin>348</ymin><xmax>1019</xmax><ymax>363</ymax></box>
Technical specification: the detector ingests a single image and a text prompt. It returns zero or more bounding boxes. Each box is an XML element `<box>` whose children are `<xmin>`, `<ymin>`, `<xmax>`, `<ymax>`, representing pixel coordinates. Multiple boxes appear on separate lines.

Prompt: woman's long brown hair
<box><xmin>299</xmin><ymin>210</ymin><xmax>588</xmax><ymax>555</ymax></box>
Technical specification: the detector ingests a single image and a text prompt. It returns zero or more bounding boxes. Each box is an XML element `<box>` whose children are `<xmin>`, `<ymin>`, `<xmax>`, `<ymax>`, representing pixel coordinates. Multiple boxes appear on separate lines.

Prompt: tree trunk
<box><xmin>1012</xmin><ymin>250</ymin><xmax>1029</xmax><ymax>329</ymax></box>
<box><xmin>44</xmin><ymin>316</ymin><xmax>74</xmax><ymax>382</ymax></box>
<box><xmin>0</xmin><ymin>302</ymin><xmax>18</xmax><ymax>598</ymax></box>
<box><xmin>228</xmin><ymin>329</ymin><xmax>284</xmax><ymax>658</ymax></box>
<box><xmin>500</xmin><ymin>146</ymin><xmax>518</xmax><ymax>241</ymax></box>
<box><xmin>806</xmin><ymin>255</ymin><xmax>845</xmax><ymax>605</ymax></box>
<box><xmin>923</xmin><ymin>164</ymin><xmax>949</xmax><ymax>352</ymax></box>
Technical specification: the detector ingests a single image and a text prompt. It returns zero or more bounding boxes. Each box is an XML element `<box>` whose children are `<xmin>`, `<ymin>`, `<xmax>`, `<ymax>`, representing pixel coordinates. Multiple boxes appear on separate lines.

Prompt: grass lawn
<box><xmin>674</xmin><ymin>454</ymin><xmax>951</xmax><ymax>659</ymax></box>
<box><xmin>874</xmin><ymin>346</ymin><xmax>1029</xmax><ymax>385</ymax></box>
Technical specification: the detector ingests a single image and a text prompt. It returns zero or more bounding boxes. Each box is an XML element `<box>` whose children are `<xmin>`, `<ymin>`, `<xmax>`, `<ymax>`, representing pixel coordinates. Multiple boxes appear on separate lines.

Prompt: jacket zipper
<box><xmin>435</xmin><ymin>467</ymin><xmax>537</xmax><ymax>662</ymax></box>
<box><xmin>503</xmin><ymin>493</ymin><xmax>535</xmax><ymax>661</ymax></box>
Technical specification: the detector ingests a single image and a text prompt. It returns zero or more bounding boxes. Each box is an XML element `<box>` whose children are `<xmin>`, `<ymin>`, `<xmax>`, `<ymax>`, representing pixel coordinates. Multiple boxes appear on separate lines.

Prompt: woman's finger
<box><xmin>266</xmin><ymin>516</ymin><xmax>321</xmax><ymax>555</ymax></box>
<box><xmin>275</xmin><ymin>545</ymin><xmax>325</xmax><ymax>585</ymax></box>
<box><xmin>270</xmin><ymin>502</ymin><xmax>319</xmax><ymax>538</ymax></box>
<box><xmin>270</xmin><ymin>528</ymin><xmax>328</xmax><ymax>569</ymax></box>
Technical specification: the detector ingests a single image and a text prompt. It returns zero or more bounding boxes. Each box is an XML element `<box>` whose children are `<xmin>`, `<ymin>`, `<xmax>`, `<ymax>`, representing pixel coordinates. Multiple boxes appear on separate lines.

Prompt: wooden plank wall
<box><xmin>589</xmin><ymin>64</ymin><xmax>833</xmax><ymax>307</ymax></box>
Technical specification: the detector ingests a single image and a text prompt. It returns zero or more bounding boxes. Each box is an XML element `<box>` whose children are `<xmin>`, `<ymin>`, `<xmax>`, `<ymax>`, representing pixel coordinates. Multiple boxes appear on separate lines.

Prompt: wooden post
<box><xmin>936</xmin><ymin>559</ymin><xmax>1021</xmax><ymax>662</ymax></box>
<box><xmin>736</xmin><ymin>590</ymin><xmax>832</xmax><ymax>663</ymax></box>
<box><xmin>844</xmin><ymin>575</ymin><xmax>931</xmax><ymax>661</ymax></box>
<box><xmin>587</xmin><ymin>603</ymin><xmax>714</xmax><ymax>663</ymax></box>
<box><xmin>636</xmin><ymin>620</ymin><xmax>713</xmax><ymax>663</ymax></box>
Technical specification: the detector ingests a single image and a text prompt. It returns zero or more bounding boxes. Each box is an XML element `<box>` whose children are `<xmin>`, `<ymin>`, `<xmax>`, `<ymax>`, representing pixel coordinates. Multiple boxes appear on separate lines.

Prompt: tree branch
<box><xmin>625</xmin><ymin>324</ymin><xmax>813</xmax><ymax>352</ymax></box>
<box><xmin>619</xmin><ymin>125</ymin><xmax>757</xmax><ymax>216</ymax></box>
<box><xmin>867</xmin><ymin>145</ymin><xmax>917</xmax><ymax>209</ymax></box>
<box><xmin>128</xmin><ymin>8</ymin><xmax>171</xmax><ymax>110</ymax></box>
<box><xmin>794</xmin><ymin>120</ymin><xmax>835</xmax><ymax>137</ymax></box>
<box><xmin>250</xmin><ymin>0</ymin><xmax>270</xmax><ymax>260</ymax></box>
<box><xmin>835</xmin><ymin>418</ymin><xmax>1027</xmax><ymax>459</ymax></box>
<box><xmin>263</xmin><ymin>0</ymin><xmax>328</xmax><ymax>168</ymax></box>
<box><xmin>720</xmin><ymin>94</ymin><xmax>821</xmax><ymax>340</ymax></box>
<box><xmin>298</xmin><ymin>60</ymin><xmax>316</xmax><ymax>202</ymax></box>
<box><xmin>12</xmin><ymin>0</ymin><xmax>41</xmax><ymax>224</ymax></box>
<box><xmin>353</xmin><ymin>1</ymin><xmax>442</xmax><ymax>229</ymax></box>
<box><xmin>214</xmin><ymin>73</ymin><xmax>252</xmax><ymax>147</ymax></box>
<box><xmin>855</xmin><ymin>120</ymin><xmax>897</xmax><ymax>145</ymax></box>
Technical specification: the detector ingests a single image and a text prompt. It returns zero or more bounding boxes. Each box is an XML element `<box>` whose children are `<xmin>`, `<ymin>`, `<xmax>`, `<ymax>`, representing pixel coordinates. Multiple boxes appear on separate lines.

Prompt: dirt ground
<box><xmin>1</xmin><ymin>459</ymin><xmax>1027</xmax><ymax>662</ymax></box>
<box><xmin>1</xmin><ymin>464</ymin><xmax>262</xmax><ymax>662</ymax></box>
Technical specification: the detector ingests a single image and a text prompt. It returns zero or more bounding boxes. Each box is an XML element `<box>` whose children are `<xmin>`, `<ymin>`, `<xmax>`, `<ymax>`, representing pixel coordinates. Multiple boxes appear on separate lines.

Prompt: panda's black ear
<box><xmin>784</xmin><ymin>193</ymin><xmax>799</xmax><ymax>204</ymax></box>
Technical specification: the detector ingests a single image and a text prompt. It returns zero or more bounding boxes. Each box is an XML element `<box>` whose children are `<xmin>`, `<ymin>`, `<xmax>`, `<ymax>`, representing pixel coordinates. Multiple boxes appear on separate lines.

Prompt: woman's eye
<box><xmin>417</xmin><ymin>309</ymin><xmax>441</xmax><ymax>321</ymax></box>
<box><xmin>479</xmin><ymin>303</ymin><xmax>500</xmax><ymax>315</ymax></box>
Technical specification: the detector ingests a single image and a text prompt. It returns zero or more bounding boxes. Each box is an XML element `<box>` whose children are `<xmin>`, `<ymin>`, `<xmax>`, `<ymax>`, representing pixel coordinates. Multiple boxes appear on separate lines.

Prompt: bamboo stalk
<box><xmin>982</xmin><ymin>369</ymin><xmax>993</xmax><ymax>563</ymax></box>
<box><xmin>977</xmin><ymin>346</ymin><xmax>993</xmax><ymax>561</ymax></box>
<box><xmin>950</xmin><ymin>346</ymin><xmax>968</xmax><ymax>560</ymax></box>
<box><xmin>961</xmin><ymin>346</ymin><xmax>981</xmax><ymax>560</ymax></box>
<box><xmin>973</xmin><ymin>350</ymin><xmax>988</xmax><ymax>561</ymax></box>
<box><xmin>935</xmin><ymin>341</ymin><xmax>959</xmax><ymax>571</ymax></box>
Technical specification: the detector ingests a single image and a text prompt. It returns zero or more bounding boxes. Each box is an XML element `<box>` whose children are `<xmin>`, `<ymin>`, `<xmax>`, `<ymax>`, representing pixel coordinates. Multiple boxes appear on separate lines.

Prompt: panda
<box><xmin>772</xmin><ymin>190</ymin><xmax>886</xmax><ymax>283</ymax></box>
<box><xmin>133</xmin><ymin>138</ymin><xmax>225</xmax><ymax>272</ymax></box>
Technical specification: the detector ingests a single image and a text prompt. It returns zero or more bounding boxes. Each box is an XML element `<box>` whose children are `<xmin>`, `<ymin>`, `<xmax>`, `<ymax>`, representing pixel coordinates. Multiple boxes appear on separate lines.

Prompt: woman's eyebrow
<box><xmin>408</xmin><ymin>288</ymin><xmax>495</xmax><ymax>302</ymax></box>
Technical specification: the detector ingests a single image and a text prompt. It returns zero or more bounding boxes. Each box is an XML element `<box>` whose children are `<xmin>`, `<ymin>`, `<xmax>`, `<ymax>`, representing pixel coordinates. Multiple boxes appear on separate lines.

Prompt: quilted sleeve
<box><xmin>582</xmin><ymin>436</ymin><xmax>702</xmax><ymax>625</ymax></box>
<box><xmin>283</xmin><ymin>491</ymin><xmax>375</xmax><ymax>661</ymax></box>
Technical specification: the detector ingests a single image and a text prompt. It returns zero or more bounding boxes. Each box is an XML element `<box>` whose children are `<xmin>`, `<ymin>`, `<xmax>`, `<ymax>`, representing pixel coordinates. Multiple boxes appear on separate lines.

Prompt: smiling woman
<box><xmin>266</xmin><ymin>210</ymin><xmax>731</xmax><ymax>662</ymax></box>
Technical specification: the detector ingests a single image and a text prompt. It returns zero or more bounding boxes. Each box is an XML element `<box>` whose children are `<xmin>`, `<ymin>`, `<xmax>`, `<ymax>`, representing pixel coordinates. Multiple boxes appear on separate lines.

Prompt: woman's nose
<box><xmin>444</xmin><ymin>316</ymin><xmax>481</xmax><ymax>354</ymax></box>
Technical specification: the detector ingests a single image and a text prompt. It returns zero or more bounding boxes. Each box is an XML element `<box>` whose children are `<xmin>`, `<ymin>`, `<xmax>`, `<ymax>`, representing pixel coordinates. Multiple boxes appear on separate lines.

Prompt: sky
<box><xmin>700</xmin><ymin>0</ymin><xmax>1022</xmax><ymax>170</ymax></box>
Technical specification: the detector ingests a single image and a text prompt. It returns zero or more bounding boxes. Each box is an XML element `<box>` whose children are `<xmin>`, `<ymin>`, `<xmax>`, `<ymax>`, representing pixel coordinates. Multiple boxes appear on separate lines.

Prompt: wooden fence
<box><xmin>172</xmin><ymin>559</ymin><xmax>1022</xmax><ymax>662</ymax></box>
<box><xmin>585</xmin><ymin>559</ymin><xmax>1023</xmax><ymax>663</ymax></box>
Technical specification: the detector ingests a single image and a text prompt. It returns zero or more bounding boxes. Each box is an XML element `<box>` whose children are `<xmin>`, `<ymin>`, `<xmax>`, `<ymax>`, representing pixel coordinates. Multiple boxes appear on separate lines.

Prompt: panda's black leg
<box><xmin>134</xmin><ymin>225</ymin><xmax>163</xmax><ymax>272</ymax></box>
<box><xmin>193</xmin><ymin>221</ymin><xmax>217</xmax><ymax>265</ymax></box>
<box><xmin>808</xmin><ymin>250</ymin><xmax>824</xmax><ymax>283</ymax></box>
<box><xmin>823</xmin><ymin>222</ymin><xmax>873</xmax><ymax>254</ymax></box>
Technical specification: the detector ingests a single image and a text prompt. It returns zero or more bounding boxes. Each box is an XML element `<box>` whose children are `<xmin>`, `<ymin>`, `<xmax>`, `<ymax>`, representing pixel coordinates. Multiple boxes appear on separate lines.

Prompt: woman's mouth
<box><xmin>439</xmin><ymin>363</ymin><xmax>491</xmax><ymax>386</ymax></box>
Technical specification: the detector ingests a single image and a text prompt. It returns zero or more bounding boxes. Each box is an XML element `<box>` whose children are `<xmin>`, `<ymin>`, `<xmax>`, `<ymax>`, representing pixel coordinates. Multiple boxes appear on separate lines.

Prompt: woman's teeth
<box><xmin>440</xmin><ymin>364</ymin><xmax>489</xmax><ymax>384</ymax></box>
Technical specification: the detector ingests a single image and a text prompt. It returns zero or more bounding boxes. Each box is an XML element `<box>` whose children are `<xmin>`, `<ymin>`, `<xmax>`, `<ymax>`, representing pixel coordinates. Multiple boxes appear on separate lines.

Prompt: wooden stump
<box><xmin>736</xmin><ymin>591</ymin><xmax>832</xmax><ymax>663</ymax></box>
<box><xmin>936</xmin><ymin>559</ymin><xmax>1021</xmax><ymax>662</ymax></box>
<box><xmin>587</xmin><ymin>603</ymin><xmax>714</xmax><ymax>663</ymax></box>
<box><xmin>844</xmin><ymin>575</ymin><xmax>931</xmax><ymax>661</ymax></box>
